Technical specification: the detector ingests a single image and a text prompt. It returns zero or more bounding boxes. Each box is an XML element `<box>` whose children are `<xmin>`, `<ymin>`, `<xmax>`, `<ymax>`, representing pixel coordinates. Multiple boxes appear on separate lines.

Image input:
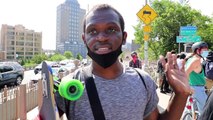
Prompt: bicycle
<box><xmin>182</xmin><ymin>95</ymin><xmax>200</xmax><ymax>120</ymax></box>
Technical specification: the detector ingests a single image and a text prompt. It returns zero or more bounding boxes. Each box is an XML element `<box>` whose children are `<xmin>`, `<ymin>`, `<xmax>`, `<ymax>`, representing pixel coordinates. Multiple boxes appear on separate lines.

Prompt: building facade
<box><xmin>56</xmin><ymin>0</ymin><xmax>87</xmax><ymax>58</ymax></box>
<box><xmin>0</xmin><ymin>24</ymin><xmax>42</xmax><ymax>60</ymax></box>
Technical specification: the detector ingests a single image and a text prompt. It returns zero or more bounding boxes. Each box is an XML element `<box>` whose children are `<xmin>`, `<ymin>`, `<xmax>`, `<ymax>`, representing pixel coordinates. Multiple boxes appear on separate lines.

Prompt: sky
<box><xmin>0</xmin><ymin>0</ymin><xmax>212</xmax><ymax>50</ymax></box>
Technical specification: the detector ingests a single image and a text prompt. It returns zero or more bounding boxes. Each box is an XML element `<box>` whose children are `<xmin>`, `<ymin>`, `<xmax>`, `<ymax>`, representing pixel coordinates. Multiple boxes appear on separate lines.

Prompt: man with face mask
<box><xmin>185</xmin><ymin>41</ymin><xmax>209</xmax><ymax>114</ymax></box>
<box><xmin>55</xmin><ymin>4</ymin><xmax>193</xmax><ymax>120</ymax></box>
<box><xmin>129</xmin><ymin>51</ymin><xmax>142</xmax><ymax>69</ymax></box>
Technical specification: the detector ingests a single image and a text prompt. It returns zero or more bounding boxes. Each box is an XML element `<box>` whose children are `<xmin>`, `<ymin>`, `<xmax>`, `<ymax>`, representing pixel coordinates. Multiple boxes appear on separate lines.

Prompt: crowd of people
<box><xmin>155</xmin><ymin>42</ymin><xmax>213</xmax><ymax>119</ymax></box>
<box><xmin>54</xmin><ymin>3</ymin><xmax>212</xmax><ymax>120</ymax></box>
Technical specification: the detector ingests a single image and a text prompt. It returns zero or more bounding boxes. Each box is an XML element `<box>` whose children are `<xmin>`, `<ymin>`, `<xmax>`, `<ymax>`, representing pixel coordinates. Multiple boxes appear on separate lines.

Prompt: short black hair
<box><xmin>83</xmin><ymin>4</ymin><xmax>125</xmax><ymax>33</ymax></box>
<box><xmin>179</xmin><ymin>53</ymin><xmax>186</xmax><ymax>59</ymax></box>
<box><xmin>171</xmin><ymin>50</ymin><xmax>176</xmax><ymax>54</ymax></box>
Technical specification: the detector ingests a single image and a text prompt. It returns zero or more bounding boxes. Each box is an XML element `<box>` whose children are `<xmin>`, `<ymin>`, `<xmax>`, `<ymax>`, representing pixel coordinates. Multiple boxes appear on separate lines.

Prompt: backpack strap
<box><xmin>82</xmin><ymin>67</ymin><xmax>106</xmax><ymax>120</ymax></box>
<box><xmin>71</xmin><ymin>67</ymin><xmax>106</xmax><ymax>120</ymax></box>
<box><xmin>133</xmin><ymin>68</ymin><xmax>147</xmax><ymax>90</ymax></box>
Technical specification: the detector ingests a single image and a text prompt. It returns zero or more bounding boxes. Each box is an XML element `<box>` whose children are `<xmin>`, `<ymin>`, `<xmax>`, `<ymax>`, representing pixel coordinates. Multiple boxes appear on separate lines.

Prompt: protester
<box><xmin>129</xmin><ymin>51</ymin><xmax>142</xmax><ymax>69</ymax></box>
<box><xmin>55</xmin><ymin>4</ymin><xmax>192</xmax><ymax>120</ymax></box>
<box><xmin>199</xmin><ymin>90</ymin><xmax>213</xmax><ymax>120</ymax></box>
<box><xmin>203</xmin><ymin>51</ymin><xmax>213</xmax><ymax>93</ymax></box>
<box><xmin>156</xmin><ymin>55</ymin><xmax>164</xmax><ymax>89</ymax></box>
<box><xmin>177</xmin><ymin>52</ymin><xmax>186</xmax><ymax>70</ymax></box>
<box><xmin>185</xmin><ymin>41</ymin><xmax>209</xmax><ymax>113</ymax></box>
<box><xmin>157</xmin><ymin>55</ymin><xmax>170</xmax><ymax>93</ymax></box>
<box><xmin>199</xmin><ymin>52</ymin><xmax>213</xmax><ymax>119</ymax></box>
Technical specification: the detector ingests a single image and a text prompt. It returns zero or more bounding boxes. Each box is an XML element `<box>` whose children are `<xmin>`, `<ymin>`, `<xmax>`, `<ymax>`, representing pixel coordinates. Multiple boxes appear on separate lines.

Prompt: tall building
<box><xmin>56</xmin><ymin>0</ymin><xmax>87</xmax><ymax>58</ymax></box>
<box><xmin>0</xmin><ymin>24</ymin><xmax>42</xmax><ymax>60</ymax></box>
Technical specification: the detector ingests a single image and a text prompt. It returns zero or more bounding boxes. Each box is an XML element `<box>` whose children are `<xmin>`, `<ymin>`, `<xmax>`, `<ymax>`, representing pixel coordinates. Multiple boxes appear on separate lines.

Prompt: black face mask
<box><xmin>87</xmin><ymin>45</ymin><xmax>122</xmax><ymax>68</ymax></box>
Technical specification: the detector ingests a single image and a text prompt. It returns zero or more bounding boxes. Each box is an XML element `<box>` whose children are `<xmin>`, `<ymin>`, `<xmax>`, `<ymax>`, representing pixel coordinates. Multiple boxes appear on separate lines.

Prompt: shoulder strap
<box><xmin>82</xmin><ymin>67</ymin><xmax>106</xmax><ymax>120</ymax></box>
<box><xmin>133</xmin><ymin>68</ymin><xmax>147</xmax><ymax>90</ymax></box>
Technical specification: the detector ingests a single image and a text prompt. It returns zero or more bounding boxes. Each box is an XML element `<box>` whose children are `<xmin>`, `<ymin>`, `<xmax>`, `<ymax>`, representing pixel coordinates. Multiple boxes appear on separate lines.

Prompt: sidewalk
<box><xmin>156</xmin><ymin>88</ymin><xmax>171</xmax><ymax>113</ymax></box>
<box><xmin>27</xmin><ymin>107</ymin><xmax>68</xmax><ymax>120</ymax></box>
<box><xmin>26</xmin><ymin>88</ymin><xmax>170</xmax><ymax>119</ymax></box>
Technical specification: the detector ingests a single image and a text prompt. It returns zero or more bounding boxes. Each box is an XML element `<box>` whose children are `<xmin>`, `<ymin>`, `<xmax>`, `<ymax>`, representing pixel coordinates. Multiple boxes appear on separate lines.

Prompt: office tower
<box><xmin>56</xmin><ymin>0</ymin><xmax>86</xmax><ymax>58</ymax></box>
<box><xmin>0</xmin><ymin>24</ymin><xmax>42</xmax><ymax>60</ymax></box>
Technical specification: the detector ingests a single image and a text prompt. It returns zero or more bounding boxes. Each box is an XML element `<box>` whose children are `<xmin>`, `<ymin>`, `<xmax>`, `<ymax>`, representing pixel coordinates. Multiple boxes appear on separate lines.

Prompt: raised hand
<box><xmin>164</xmin><ymin>52</ymin><xmax>193</xmax><ymax>95</ymax></box>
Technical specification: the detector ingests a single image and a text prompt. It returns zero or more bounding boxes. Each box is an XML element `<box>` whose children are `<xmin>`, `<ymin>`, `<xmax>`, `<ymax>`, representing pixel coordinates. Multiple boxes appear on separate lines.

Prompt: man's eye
<box><xmin>106</xmin><ymin>28</ymin><xmax>117</xmax><ymax>33</ymax></box>
<box><xmin>88</xmin><ymin>30</ymin><xmax>97</xmax><ymax>35</ymax></box>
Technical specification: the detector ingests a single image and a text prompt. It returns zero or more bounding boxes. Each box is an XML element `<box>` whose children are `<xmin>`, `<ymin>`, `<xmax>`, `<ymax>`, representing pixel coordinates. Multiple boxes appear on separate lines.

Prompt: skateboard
<box><xmin>34</xmin><ymin>61</ymin><xmax>84</xmax><ymax>120</ymax></box>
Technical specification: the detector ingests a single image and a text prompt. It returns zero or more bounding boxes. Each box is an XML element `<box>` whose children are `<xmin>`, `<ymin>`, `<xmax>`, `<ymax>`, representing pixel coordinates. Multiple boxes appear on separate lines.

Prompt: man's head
<box><xmin>171</xmin><ymin>50</ymin><xmax>176</xmax><ymax>54</ymax></box>
<box><xmin>83</xmin><ymin>4</ymin><xmax>125</xmax><ymax>34</ymax></box>
<box><xmin>179</xmin><ymin>53</ymin><xmax>186</xmax><ymax>59</ymax></box>
<box><xmin>81</xmin><ymin>4</ymin><xmax>127</xmax><ymax>68</ymax></box>
<box><xmin>131</xmin><ymin>51</ymin><xmax>138</xmax><ymax>58</ymax></box>
<box><xmin>191</xmin><ymin>41</ymin><xmax>209</xmax><ymax>58</ymax></box>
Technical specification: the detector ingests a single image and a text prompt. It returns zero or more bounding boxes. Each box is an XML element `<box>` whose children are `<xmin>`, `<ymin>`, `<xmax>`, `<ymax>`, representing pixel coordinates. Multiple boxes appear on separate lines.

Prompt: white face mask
<box><xmin>201</xmin><ymin>50</ymin><xmax>209</xmax><ymax>58</ymax></box>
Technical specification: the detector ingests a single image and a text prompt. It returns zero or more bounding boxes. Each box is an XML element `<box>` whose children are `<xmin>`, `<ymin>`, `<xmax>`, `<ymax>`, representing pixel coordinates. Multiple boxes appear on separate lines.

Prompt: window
<box><xmin>3</xmin><ymin>66</ymin><xmax>13</xmax><ymax>72</ymax></box>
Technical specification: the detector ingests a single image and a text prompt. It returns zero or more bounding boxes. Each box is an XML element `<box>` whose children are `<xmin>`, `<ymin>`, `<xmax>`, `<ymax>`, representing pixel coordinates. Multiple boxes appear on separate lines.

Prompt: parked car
<box><xmin>34</xmin><ymin>64</ymin><xmax>42</xmax><ymax>74</ymax></box>
<box><xmin>61</xmin><ymin>62</ymin><xmax>76</xmax><ymax>73</ymax></box>
<box><xmin>34</xmin><ymin>61</ymin><xmax>59</xmax><ymax>74</ymax></box>
<box><xmin>31</xmin><ymin>63</ymin><xmax>62</xmax><ymax>83</ymax></box>
<box><xmin>0</xmin><ymin>62</ymin><xmax>24</xmax><ymax>88</ymax></box>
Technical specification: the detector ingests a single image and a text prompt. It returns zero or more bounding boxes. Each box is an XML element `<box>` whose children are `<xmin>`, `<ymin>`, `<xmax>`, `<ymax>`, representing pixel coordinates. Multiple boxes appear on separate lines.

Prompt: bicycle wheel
<box><xmin>182</xmin><ymin>113</ymin><xmax>192</xmax><ymax>120</ymax></box>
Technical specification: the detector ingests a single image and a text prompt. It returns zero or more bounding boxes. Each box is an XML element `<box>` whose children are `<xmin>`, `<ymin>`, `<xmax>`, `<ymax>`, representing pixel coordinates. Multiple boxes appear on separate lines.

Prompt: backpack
<box><xmin>205</xmin><ymin>61</ymin><xmax>213</xmax><ymax>80</ymax></box>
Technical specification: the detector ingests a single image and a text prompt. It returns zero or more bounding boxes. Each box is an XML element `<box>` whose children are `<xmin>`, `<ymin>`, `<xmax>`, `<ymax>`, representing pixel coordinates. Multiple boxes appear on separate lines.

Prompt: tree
<box><xmin>64</xmin><ymin>51</ymin><xmax>73</xmax><ymax>59</ymax></box>
<box><xmin>31</xmin><ymin>53</ymin><xmax>48</xmax><ymax>64</ymax></box>
<box><xmin>76</xmin><ymin>53</ymin><xmax>83</xmax><ymax>60</ymax></box>
<box><xmin>49</xmin><ymin>53</ymin><xmax>66</xmax><ymax>61</ymax></box>
<box><xmin>134</xmin><ymin>0</ymin><xmax>213</xmax><ymax>59</ymax></box>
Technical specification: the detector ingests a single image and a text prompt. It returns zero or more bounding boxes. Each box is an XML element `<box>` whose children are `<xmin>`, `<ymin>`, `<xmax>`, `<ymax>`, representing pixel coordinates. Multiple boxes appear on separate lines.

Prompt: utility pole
<box><xmin>144</xmin><ymin>0</ymin><xmax>148</xmax><ymax>70</ymax></box>
<box><xmin>137</xmin><ymin>0</ymin><xmax>157</xmax><ymax>70</ymax></box>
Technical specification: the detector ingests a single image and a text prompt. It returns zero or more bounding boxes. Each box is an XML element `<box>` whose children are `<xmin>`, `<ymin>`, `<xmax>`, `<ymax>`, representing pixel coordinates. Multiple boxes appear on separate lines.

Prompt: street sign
<box><xmin>180</xmin><ymin>26</ymin><xmax>197</xmax><ymax>36</ymax></box>
<box><xmin>180</xmin><ymin>30</ymin><xmax>197</xmax><ymax>36</ymax></box>
<box><xmin>180</xmin><ymin>26</ymin><xmax>197</xmax><ymax>31</ymax></box>
<box><xmin>137</xmin><ymin>4</ymin><xmax>157</xmax><ymax>25</ymax></box>
<box><xmin>176</xmin><ymin>36</ymin><xmax>201</xmax><ymax>43</ymax></box>
<box><xmin>143</xmin><ymin>25</ymin><xmax>152</xmax><ymax>32</ymax></box>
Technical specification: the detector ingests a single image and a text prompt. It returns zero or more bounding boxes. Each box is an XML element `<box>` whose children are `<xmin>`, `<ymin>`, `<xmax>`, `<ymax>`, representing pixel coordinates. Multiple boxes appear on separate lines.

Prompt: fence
<box><xmin>0</xmin><ymin>81</ymin><xmax>40</xmax><ymax>120</ymax></box>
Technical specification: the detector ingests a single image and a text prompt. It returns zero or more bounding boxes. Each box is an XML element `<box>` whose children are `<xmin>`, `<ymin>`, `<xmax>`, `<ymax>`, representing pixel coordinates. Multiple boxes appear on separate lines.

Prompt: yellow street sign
<box><xmin>143</xmin><ymin>25</ymin><xmax>152</xmax><ymax>32</ymax></box>
<box><xmin>137</xmin><ymin>4</ymin><xmax>158</xmax><ymax>25</ymax></box>
<box><xmin>144</xmin><ymin>34</ymin><xmax>149</xmax><ymax>41</ymax></box>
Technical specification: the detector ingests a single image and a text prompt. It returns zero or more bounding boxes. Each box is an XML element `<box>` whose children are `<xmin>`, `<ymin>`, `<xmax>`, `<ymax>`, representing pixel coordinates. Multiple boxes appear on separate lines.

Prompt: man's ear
<box><xmin>82</xmin><ymin>33</ymin><xmax>86</xmax><ymax>44</ymax></box>
<box><xmin>122</xmin><ymin>32</ymin><xmax>127</xmax><ymax>45</ymax></box>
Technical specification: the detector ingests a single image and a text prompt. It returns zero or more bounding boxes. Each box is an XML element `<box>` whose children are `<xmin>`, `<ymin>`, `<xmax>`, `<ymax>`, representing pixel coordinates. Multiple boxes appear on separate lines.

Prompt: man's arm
<box><xmin>145</xmin><ymin>52</ymin><xmax>192</xmax><ymax>120</ymax></box>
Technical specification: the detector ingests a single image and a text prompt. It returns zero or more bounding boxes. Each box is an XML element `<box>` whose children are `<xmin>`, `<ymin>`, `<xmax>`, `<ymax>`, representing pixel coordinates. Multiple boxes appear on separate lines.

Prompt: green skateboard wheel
<box><xmin>58</xmin><ymin>79</ymin><xmax>84</xmax><ymax>101</ymax></box>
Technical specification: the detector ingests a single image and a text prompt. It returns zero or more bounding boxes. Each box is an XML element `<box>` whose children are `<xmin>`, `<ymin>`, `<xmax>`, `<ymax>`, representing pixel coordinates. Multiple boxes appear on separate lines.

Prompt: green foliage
<box><xmin>31</xmin><ymin>53</ymin><xmax>48</xmax><ymax>64</ymax></box>
<box><xmin>20</xmin><ymin>59</ymin><xmax>25</xmax><ymax>66</ymax></box>
<box><xmin>134</xmin><ymin>0</ymin><xmax>213</xmax><ymax>59</ymax></box>
<box><xmin>49</xmin><ymin>53</ymin><xmax>66</xmax><ymax>61</ymax></box>
<box><xmin>76</xmin><ymin>53</ymin><xmax>83</xmax><ymax>60</ymax></box>
<box><xmin>64</xmin><ymin>51</ymin><xmax>73</xmax><ymax>59</ymax></box>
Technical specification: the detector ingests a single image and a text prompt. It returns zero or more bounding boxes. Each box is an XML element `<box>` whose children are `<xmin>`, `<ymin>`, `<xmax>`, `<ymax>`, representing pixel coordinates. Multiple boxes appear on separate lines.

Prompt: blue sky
<box><xmin>0</xmin><ymin>0</ymin><xmax>212</xmax><ymax>50</ymax></box>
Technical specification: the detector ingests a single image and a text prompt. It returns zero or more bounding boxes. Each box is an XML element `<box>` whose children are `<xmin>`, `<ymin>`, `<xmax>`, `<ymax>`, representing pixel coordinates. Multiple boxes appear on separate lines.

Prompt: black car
<box><xmin>0</xmin><ymin>62</ymin><xmax>24</xmax><ymax>87</ymax></box>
